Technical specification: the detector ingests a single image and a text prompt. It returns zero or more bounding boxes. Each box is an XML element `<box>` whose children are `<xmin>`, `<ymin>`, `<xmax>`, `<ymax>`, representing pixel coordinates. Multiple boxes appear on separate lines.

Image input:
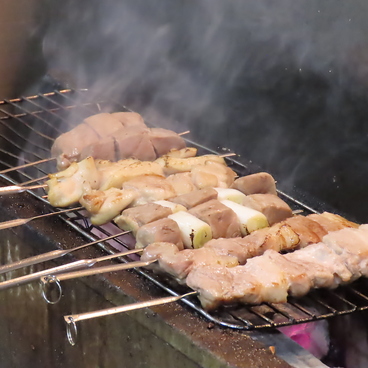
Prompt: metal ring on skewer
<box><xmin>63</xmin><ymin>291</ymin><xmax>198</xmax><ymax>346</ymax></box>
<box><xmin>65</xmin><ymin>316</ymin><xmax>78</xmax><ymax>346</ymax></box>
<box><xmin>40</xmin><ymin>258</ymin><xmax>155</xmax><ymax>305</ymax></box>
<box><xmin>41</xmin><ymin>275</ymin><xmax>62</xmax><ymax>304</ymax></box>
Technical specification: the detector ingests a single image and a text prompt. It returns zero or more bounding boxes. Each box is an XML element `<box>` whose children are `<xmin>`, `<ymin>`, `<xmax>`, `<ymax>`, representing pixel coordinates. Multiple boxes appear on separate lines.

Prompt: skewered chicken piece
<box><xmin>122</xmin><ymin>174</ymin><xmax>176</xmax><ymax>206</ymax></box>
<box><xmin>46</xmin><ymin>157</ymin><xmax>100</xmax><ymax>207</ymax></box>
<box><xmin>190</xmin><ymin>161</ymin><xmax>237</xmax><ymax>189</ymax></box>
<box><xmin>155</xmin><ymin>154</ymin><xmax>227</xmax><ymax>176</ymax></box>
<box><xmin>114</xmin><ymin>203</ymin><xmax>173</xmax><ymax>236</ymax></box>
<box><xmin>188</xmin><ymin>199</ymin><xmax>242</xmax><ymax>239</ymax></box>
<box><xmin>242</xmin><ymin>193</ymin><xmax>293</xmax><ymax>225</ymax></box>
<box><xmin>135</xmin><ymin>218</ymin><xmax>184</xmax><ymax>250</ymax></box>
<box><xmin>79</xmin><ymin>188</ymin><xmax>138</xmax><ymax>226</ymax></box>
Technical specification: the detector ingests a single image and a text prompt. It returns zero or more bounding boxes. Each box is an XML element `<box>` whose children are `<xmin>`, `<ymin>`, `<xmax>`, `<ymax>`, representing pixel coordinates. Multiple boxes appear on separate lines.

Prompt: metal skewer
<box><xmin>0</xmin><ymin>248</ymin><xmax>143</xmax><ymax>292</ymax></box>
<box><xmin>0</xmin><ymin>183</ymin><xmax>48</xmax><ymax>195</ymax></box>
<box><xmin>0</xmin><ymin>231</ymin><xmax>130</xmax><ymax>275</ymax></box>
<box><xmin>0</xmin><ymin>157</ymin><xmax>56</xmax><ymax>175</ymax></box>
<box><xmin>0</xmin><ymin>206</ymin><xmax>83</xmax><ymax>231</ymax></box>
<box><xmin>64</xmin><ymin>291</ymin><xmax>198</xmax><ymax>345</ymax></box>
<box><xmin>41</xmin><ymin>258</ymin><xmax>154</xmax><ymax>304</ymax></box>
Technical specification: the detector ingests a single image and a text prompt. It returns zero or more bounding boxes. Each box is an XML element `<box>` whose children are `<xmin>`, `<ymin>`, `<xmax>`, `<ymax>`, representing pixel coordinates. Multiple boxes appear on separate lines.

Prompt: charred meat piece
<box><xmin>122</xmin><ymin>174</ymin><xmax>176</xmax><ymax>206</ymax></box>
<box><xmin>283</xmin><ymin>215</ymin><xmax>327</xmax><ymax>248</ymax></box>
<box><xmin>148</xmin><ymin>128</ymin><xmax>186</xmax><ymax>156</ymax></box>
<box><xmin>188</xmin><ymin>199</ymin><xmax>242</xmax><ymax>239</ymax></box>
<box><xmin>170</xmin><ymin>187</ymin><xmax>218</xmax><ymax>209</ymax></box>
<box><xmin>231</xmin><ymin>172</ymin><xmax>277</xmax><ymax>195</ymax></box>
<box><xmin>242</xmin><ymin>194</ymin><xmax>293</xmax><ymax>225</ymax></box>
<box><xmin>135</xmin><ymin>218</ymin><xmax>184</xmax><ymax>250</ymax></box>
<box><xmin>114</xmin><ymin>203</ymin><xmax>173</xmax><ymax>235</ymax></box>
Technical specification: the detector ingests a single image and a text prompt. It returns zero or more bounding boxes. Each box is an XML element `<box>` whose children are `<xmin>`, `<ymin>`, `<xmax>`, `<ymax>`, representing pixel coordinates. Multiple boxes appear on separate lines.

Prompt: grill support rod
<box><xmin>64</xmin><ymin>291</ymin><xmax>198</xmax><ymax>346</ymax></box>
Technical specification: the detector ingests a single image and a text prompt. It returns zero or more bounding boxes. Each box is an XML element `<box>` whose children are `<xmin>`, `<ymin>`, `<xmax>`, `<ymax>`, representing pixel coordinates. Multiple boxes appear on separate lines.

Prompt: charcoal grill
<box><xmin>0</xmin><ymin>88</ymin><xmax>365</xmax><ymax>367</ymax></box>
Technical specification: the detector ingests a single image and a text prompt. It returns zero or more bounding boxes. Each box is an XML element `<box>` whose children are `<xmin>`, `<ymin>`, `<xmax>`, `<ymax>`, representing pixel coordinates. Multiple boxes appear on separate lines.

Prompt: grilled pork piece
<box><xmin>47</xmin><ymin>157</ymin><xmax>100</xmax><ymax>207</ymax></box>
<box><xmin>122</xmin><ymin>174</ymin><xmax>176</xmax><ymax>206</ymax></box>
<box><xmin>231</xmin><ymin>172</ymin><xmax>277</xmax><ymax>195</ymax></box>
<box><xmin>260</xmin><ymin>250</ymin><xmax>312</xmax><ymax>297</ymax></box>
<box><xmin>170</xmin><ymin>187</ymin><xmax>218</xmax><ymax>209</ymax></box>
<box><xmin>284</xmin><ymin>243</ymin><xmax>353</xmax><ymax>287</ymax></box>
<box><xmin>242</xmin><ymin>194</ymin><xmax>293</xmax><ymax>225</ymax></box>
<box><xmin>114</xmin><ymin>203</ymin><xmax>172</xmax><ymax>235</ymax></box>
<box><xmin>322</xmin><ymin>228</ymin><xmax>368</xmax><ymax>278</ymax></box>
<box><xmin>80</xmin><ymin>136</ymin><xmax>116</xmax><ymax>162</ymax></box>
<box><xmin>79</xmin><ymin>188</ymin><xmax>138</xmax><ymax>225</ymax></box>
<box><xmin>283</xmin><ymin>215</ymin><xmax>327</xmax><ymax>247</ymax></box>
<box><xmin>141</xmin><ymin>242</ymin><xmax>238</xmax><ymax>282</ymax></box>
<box><xmin>51</xmin><ymin>123</ymin><xmax>100</xmax><ymax>170</ymax></box>
<box><xmin>307</xmin><ymin>212</ymin><xmax>359</xmax><ymax>232</ymax></box>
<box><xmin>135</xmin><ymin>218</ymin><xmax>184</xmax><ymax>250</ymax></box>
<box><xmin>166</xmin><ymin>172</ymin><xmax>196</xmax><ymax>196</ymax></box>
<box><xmin>84</xmin><ymin>113</ymin><xmax>124</xmax><ymax>138</ymax></box>
<box><xmin>111</xmin><ymin>112</ymin><xmax>146</xmax><ymax>128</ymax></box>
<box><xmin>113</xmin><ymin>125</ymin><xmax>156</xmax><ymax>161</ymax></box>
<box><xmin>191</xmin><ymin>161</ymin><xmax>237</xmax><ymax>189</ymax></box>
<box><xmin>188</xmin><ymin>199</ymin><xmax>242</xmax><ymax>239</ymax></box>
<box><xmin>149</xmin><ymin>128</ymin><xmax>186</xmax><ymax>156</ymax></box>
<box><xmin>203</xmin><ymin>222</ymin><xmax>299</xmax><ymax>263</ymax></box>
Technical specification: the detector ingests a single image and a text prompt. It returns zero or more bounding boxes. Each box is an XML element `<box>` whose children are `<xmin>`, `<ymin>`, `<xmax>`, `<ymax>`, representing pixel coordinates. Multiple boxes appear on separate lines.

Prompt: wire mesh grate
<box><xmin>0</xmin><ymin>88</ymin><xmax>367</xmax><ymax>330</ymax></box>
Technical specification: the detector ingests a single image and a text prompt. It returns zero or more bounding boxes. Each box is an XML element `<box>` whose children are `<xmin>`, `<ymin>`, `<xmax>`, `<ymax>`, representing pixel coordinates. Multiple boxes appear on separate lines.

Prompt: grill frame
<box><xmin>0</xmin><ymin>88</ymin><xmax>367</xmax><ymax>331</ymax></box>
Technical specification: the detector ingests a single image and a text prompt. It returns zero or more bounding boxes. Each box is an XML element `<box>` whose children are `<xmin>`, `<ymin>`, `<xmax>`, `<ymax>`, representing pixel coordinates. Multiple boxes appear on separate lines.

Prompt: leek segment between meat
<box><xmin>214</xmin><ymin>188</ymin><xmax>247</xmax><ymax>204</ymax></box>
<box><xmin>220</xmin><ymin>200</ymin><xmax>269</xmax><ymax>235</ymax></box>
<box><xmin>168</xmin><ymin>211</ymin><xmax>212</xmax><ymax>249</ymax></box>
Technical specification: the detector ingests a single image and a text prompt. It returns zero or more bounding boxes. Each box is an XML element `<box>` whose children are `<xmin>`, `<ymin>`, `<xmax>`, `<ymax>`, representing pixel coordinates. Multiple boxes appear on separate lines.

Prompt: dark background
<box><xmin>7</xmin><ymin>0</ymin><xmax>368</xmax><ymax>223</ymax></box>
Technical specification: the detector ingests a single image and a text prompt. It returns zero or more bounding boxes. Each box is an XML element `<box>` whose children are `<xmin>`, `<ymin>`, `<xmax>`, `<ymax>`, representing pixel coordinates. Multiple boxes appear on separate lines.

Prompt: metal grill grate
<box><xmin>1</xmin><ymin>88</ymin><xmax>368</xmax><ymax>330</ymax></box>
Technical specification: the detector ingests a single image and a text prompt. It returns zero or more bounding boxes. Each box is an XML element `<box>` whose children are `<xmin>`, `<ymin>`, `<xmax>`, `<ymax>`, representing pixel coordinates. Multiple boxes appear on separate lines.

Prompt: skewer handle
<box><xmin>0</xmin><ymin>259</ymin><xmax>91</xmax><ymax>291</ymax></box>
<box><xmin>0</xmin><ymin>249</ymin><xmax>67</xmax><ymax>275</ymax></box>
<box><xmin>0</xmin><ymin>218</ymin><xmax>30</xmax><ymax>230</ymax></box>
<box><xmin>64</xmin><ymin>291</ymin><xmax>198</xmax><ymax>346</ymax></box>
<box><xmin>43</xmin><ymin>259</ymin><xmax>156</xmax><ymax>283</ymax></box>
